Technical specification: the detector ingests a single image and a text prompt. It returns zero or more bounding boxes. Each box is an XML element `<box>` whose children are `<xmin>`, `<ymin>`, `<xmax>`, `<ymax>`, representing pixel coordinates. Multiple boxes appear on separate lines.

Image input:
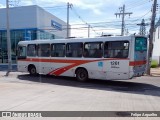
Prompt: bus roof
<box><xmin>18</xmin><ymin>35</ymin><xmax>146</xmax><ymax>45</ymax></box>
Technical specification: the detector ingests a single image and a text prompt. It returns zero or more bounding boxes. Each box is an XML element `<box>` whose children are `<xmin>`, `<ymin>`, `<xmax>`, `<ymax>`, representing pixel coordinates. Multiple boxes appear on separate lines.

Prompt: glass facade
<box><xmin>0</xmin><ymin>29</ymin><xmax>55</xmax><ymax>64</ymax></box>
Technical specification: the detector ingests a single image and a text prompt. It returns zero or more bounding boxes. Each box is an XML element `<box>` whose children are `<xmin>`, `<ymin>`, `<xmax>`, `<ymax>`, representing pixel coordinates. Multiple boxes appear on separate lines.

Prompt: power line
<box><xmin>115</xmin><ymin>4</ymin><xmax>133</xmax><ymax>36</ymax></box>
<box><xmin>126</xmin><ymin>0</ymin><xmax>150</xmax><ymax>10</ymax></box>
<box><xmin>43</xmin><ymin>5</ymin><xmax>66</xmax><ymax>9</ymax></box>
<box><xmin>137</xmin><ymin>19</ymin><xmax>149</xmax><ymax>35</ymax></box>
<box><xmin>8</xmin><ymin>0</ymin><xmax>21</xmax><ymax>7</ymax></box>
<box><xmin>70</xmin><ymin>18</ymin><xmax>150</xmax><ymax>26</ymax></box>
<box><xmin>70</xmin><ymin>5</ymin><xmax>100</xmax><ymax>36</ymax></box>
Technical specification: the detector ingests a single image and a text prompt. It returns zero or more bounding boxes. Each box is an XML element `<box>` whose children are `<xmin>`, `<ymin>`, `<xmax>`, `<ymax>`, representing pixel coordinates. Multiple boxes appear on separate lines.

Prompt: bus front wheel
<box><xmin>28</xmin><ymin>65</ymin><xmax>37</xmax><ymax>75</ymax></box>
<box><xmin>76</xmin><ymin>68</ymin><xmax>88</xmax><ymax>82</ymax></box>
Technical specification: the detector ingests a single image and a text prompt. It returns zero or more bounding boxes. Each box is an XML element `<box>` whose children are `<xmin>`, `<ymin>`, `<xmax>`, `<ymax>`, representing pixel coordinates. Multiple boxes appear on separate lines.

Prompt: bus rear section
<box><xmin>102</xmin><ymin>40</ymin><xmax>130</xmax><ymax>80</ymax></box>
<box><xmin>130</xmin><ymin>36</ymin><xmax>147</xmax><ymax>77</ymax></box>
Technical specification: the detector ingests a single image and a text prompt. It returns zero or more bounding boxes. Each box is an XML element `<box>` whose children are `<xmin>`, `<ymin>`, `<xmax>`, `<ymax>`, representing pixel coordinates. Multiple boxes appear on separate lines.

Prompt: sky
<box><xmin>1</xmin><ymin>0</ymin><xmax>160</xmax><ymax>37</ymax></box>
<box><xmin>0</xmin><ymin>0</ymin><xmax>160</xmax><ymax>55</ymax></box>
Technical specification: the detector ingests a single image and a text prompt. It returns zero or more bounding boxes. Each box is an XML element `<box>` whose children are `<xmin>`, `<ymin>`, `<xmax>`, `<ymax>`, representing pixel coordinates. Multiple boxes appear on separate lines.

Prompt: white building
<box><xmin>0</xmin><ymin>5</ymin><xmax>69</xmax><ymax>64</ymax></box>
<box><xmin>153</xmin><ymin>27</ymin><xmax>160</xmax><ymax>56</ymax></box>
<box><xmin>152</xmin><ymin>26</ymin><xmax>160</xmax><ymax>63</ymax></box>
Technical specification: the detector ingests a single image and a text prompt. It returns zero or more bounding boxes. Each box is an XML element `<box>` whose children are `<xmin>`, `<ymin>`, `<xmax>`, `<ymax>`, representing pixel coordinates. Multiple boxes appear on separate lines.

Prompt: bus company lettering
<box><xmin>110</xmin><ymin>61</ymin><xmax>120</xmax><ymax>68</ymax></box>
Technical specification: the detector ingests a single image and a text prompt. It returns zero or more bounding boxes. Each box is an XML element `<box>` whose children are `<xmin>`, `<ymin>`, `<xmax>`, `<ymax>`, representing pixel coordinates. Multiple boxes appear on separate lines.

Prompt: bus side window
<box><xmin>83</xmin><ymin>49</ymin><xmax>89</xmax><ymax>57</ymax></box>
<box><xmin>104</xmin><ymin>41</ymin><xmax>129</xmax><ymax>58</ymax></box>
<box><xmin>27</xmin><ymin>44</ymin><xmax>36</xmax><ymax>57</ymax></box>
<box><xmin>84</xmin><ymin>42</ymin><xmax>103</xmax><ymax>58</ymax></box>
<box><xmin>38</xmin><ymin>44</ymin><xmax>50</xmax><ymax>57</ymax></box>
<box><xmin>93</xmin><ymin>48</ymin><xmax>102</xmax><ymax>58</ymax></box>
<box><xmin>115</xmin><ymin>51</ymin><xmax>122</xmax><ymax>58</ymax></box>
<box><xmin>104</xmin><ymin>50</ymin><xmax>110</xmax><ymax>58</ymax></box>
<box><xmin>66</xmin><ymin>43</ymin><xmax>83</xmax><ymax>58</ymax></box>
<box><xmin>51</xmin><ymin>43</ymin><xmax>65</xmax><ymax>57</ymax></box>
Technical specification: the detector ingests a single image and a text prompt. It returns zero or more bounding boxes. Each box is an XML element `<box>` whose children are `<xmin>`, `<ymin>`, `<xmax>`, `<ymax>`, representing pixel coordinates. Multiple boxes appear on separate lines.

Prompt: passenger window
<box><xmin>104</xmin><ymin>41</ymin><xmax>129</xmax><ymax>58</ymax></box>
<box><xmin>27</xmin><ymin>44</ymin><xmax>36</xmax><ymax>57</ymax></box>
<box><xmin>66</xmin><ymin>43</ymin><xmax>83</xmax><ymax>57</ymax></box>
<box><xmin>84</xmin><ymin>42</ymin><xmax>103</xmax><ymax>58</ymax></box>
<box><xmin>51</xmin><ymin>43</ymin><xmax>65</xmax><ymax>57</ymax></box>
<box><xmin>38</xmin><ymin>44</ymin><xmax>50</xmax><ymax>57</ymax></box>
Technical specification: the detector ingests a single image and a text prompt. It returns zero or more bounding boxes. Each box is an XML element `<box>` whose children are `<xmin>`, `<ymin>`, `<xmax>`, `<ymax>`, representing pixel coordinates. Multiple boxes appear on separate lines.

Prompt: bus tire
<box><xmin>28</xmin><ymin>65</ymin><xmax>37</xmax><ymax>75</ymax></box>
<box><xmin>76</xmin><ymin>68</ymin><xmax>88</xmax><ymax>82</ymax></box>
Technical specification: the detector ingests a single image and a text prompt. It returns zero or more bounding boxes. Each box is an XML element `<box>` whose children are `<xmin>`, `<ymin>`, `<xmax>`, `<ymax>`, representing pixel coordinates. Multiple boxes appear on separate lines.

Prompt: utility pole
<box><xmin>115</xmin><ymin>5</ymin><xmax>132</xmax><ymax>36</ymax></box>
<box><xmin>6</xmin><ymin>0</ymin><xmax>12</xmax><ymax>75</ymax></box>
<box><xmin>67</xmin><ymin>2</ymin><xmax>72</xmax><ymax>39</ymax></box>
<box><xmin>125</xmin><ymin>29</ymin><xmax>129</xmax><ymax>35</ymax></box>
<box><xmin>147</xmin><ymin>0</ymin><xmax>157</xmax><ymax>75</ymax></box>
<box><xmin>137</xmin><ymin>19</ymin><xmax>149</xmax><ymax>36</ymax></box>
<box><xmin>88</xmin><ymin>25</ymin><xmax>90</xmax><ymax>38</ymax></box>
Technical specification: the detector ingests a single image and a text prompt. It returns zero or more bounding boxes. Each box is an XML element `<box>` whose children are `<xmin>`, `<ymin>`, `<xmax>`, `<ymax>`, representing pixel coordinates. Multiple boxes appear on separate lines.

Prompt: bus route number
<box><xmin>110</xmin><ymin>61</ymin><xmax>120</xmax><ymax>68</ymax></box>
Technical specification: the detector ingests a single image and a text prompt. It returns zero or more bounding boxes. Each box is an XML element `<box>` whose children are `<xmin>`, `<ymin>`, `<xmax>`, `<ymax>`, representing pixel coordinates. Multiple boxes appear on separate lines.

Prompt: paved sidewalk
<box><xmin>151</xmin><ymin>67</ymin><xmax>160</xmax><ymax>76</ymax></box>
<box><xmin>0</xmin><ymin>71</ymin><xmax>160</xmax><ymax>120</ymax></box>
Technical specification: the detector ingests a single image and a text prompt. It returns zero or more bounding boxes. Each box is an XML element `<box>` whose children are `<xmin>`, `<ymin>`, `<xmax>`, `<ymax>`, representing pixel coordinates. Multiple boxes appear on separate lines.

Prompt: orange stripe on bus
<box><xmin>48</xmin><ymin>60</ymin><xmax>92</xmax><ymax>76</ymax></box>
<box><xmin>18</xmin><ymin>58</ymin><xmax>146</xmax><ymax>67</ymax></box>
<box><xmin>19</xmin><ymin>58</ymin><xmax>92</xmax><ymax>63</ymax></box>
<box><xmin>19</xmin><ymin>58</ymin><xmax>128</xmax><ymax>76</ymax></box>
<box><xmin>18</xmin><ymin>58</ymin><xmax>129</xmax><ymax>63</ymax></box>
<box><xmin>52</xmin><ymin>63</ymin><xmax>80</xmax><ymax>76</ymax></box>
<box><xmin>19</xmin><ymin>58</ymin><xmax>147</xmax><ymax>76</ymax></box>
<box><xmin>129</xmin><ymin>60</ymin><xmax>147</xmax><ymax>66</ymax></box>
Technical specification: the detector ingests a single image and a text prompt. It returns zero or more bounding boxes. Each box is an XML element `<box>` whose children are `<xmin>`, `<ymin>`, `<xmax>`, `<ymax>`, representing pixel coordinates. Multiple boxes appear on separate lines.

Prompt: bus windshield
<box><xmin>17</xmin><ymin>46</ymin><xmax>26</xmax><ymax>59</ymax></box>
<box><xmin>135</xmin><ymin>37</ymin><xmax>147</xmax><ymax>51</ymax></box>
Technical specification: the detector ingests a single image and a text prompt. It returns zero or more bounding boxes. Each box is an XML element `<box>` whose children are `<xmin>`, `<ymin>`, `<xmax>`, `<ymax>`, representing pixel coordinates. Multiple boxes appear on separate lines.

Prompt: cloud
<box><xmin>0</xmin><ymin>4</ymin><xmax>5</xmax><ymax>8</ymax></box>
<box><xmin>37</xmin><ymin>0</ymin><xmax>104</xmax><ymax>15</ymax></box>
<box><xmin>18</xmin><ymin>0</ymin><xmax>124</xmax><ymax>15</ymax></box>
<box><xmin>20</xmin><ymin>0</ymin><xmax>35</xmax><ymax>6</ymax></box>
<box><xmin>1</xmin><ymin>0</ymin><xmax>150</xmax><ymax>37</ymax></box>
<box><xmin>70</xmin><ymin>24</ymin><xmax>122</xmax><ymax>38</ymax></box>
<box><xmin>7</xmin><ymin>0</ymin><xmax>125</xmax><ymax>17</ymax></box>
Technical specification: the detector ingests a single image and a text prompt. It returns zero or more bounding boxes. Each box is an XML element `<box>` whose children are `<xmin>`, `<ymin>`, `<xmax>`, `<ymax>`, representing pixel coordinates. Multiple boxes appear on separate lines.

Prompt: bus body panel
<box><xmin>104</xmin><ymin>59</ymin><xmax>130</xmax><ymax>80</ymax></box>
<box><xmin>18</xmin><ymin>58</ymin><xmax>130</xmax><ymax>80</ymax></box>
<box><xmin>18</xmin><ymin>61</ymin><xmax>28</xmax><ymax>72</ymax></box>
<box><xmin>17</xmin><ymin>35</ymin><xmax>147</xmax><ymax>80</ymax></box>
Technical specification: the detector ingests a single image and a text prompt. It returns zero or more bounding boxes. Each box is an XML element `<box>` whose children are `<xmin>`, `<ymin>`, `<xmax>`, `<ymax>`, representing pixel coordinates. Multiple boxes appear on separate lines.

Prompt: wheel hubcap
<box><xmin>79</xmin><ymin>71</ymin><xmax>86</xmax><ymax>79</ymax></box>
<box><xmin>31</xmin><ymin>68</ymin><xmax>35</xmax><ymax>74</ymax></box>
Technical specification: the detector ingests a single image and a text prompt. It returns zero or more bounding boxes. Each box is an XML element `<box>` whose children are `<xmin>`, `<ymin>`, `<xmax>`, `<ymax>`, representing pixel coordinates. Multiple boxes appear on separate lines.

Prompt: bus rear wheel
<box><xmin>76</xmin><ymin>68</ymin><xmax>88</xmax><ymax>82</ymax></box>
<box><xmin>28</xmin><ymin>65</ymin><xmax>37</xmax><ymax>75</ymax></box>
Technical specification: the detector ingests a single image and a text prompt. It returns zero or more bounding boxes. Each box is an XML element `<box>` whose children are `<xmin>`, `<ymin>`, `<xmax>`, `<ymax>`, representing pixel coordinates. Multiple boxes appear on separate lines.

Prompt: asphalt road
<box><xmin>0</xmin><ymin>71</ymin><xmax>160</xmax><ymax>120</ymax></box>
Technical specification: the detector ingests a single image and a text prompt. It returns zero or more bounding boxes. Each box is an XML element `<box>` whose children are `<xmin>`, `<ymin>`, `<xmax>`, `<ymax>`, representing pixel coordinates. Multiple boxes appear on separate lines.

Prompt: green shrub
<box><xmin>151</xmin><ymin>60</ymin><xmax>158</xmax><ymax>68</ymax></box>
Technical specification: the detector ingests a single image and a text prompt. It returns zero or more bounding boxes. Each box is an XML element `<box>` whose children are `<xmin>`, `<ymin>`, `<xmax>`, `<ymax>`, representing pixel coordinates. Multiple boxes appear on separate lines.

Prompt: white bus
<box><xmin>17</xmin><ymin>35</ymin><xmax>147</xmax><ymax>81</ymax></box>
